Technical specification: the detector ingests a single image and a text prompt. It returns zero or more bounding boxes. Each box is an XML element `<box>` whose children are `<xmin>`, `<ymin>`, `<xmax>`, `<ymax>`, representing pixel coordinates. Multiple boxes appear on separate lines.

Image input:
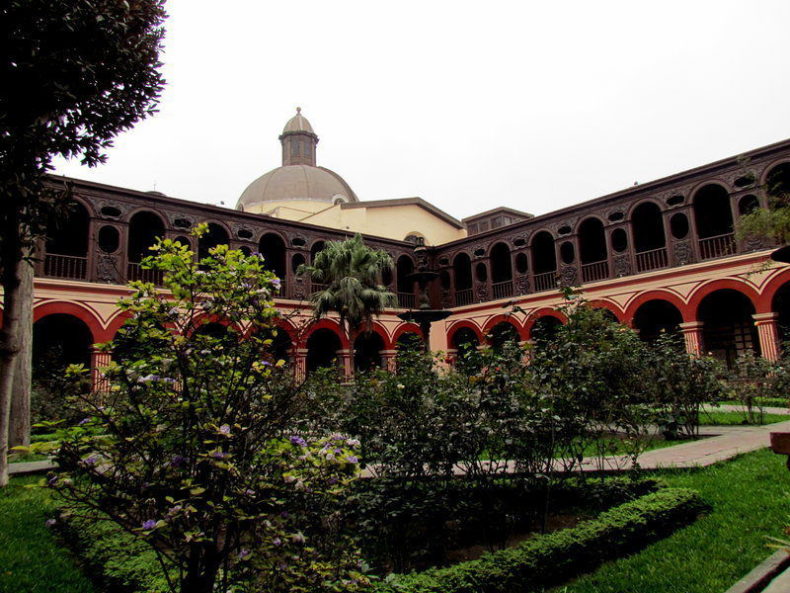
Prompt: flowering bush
<box><xmin>28</xmin><ymin>229</ymin><xmax>370</xmax><ymax>593</ymax></box>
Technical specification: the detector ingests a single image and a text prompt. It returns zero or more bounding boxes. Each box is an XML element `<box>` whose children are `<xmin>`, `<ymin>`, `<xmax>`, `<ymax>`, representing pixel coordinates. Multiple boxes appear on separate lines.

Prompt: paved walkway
<box><xmin>577</xmin><ymin>420</ymin><xmax>790</xmax><ymax>472</ymax></box>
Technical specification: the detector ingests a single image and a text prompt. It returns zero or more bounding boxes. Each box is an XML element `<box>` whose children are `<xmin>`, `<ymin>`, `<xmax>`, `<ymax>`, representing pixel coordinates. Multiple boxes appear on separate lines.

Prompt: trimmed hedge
<box><xmin>375</xmin><ymin>488</ymin><xmax>708</xmax><ymax>593</ymax></box>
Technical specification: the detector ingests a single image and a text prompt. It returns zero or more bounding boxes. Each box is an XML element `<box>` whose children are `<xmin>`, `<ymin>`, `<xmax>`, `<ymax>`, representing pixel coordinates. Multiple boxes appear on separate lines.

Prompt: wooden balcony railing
<box><xmin>398</xmin><ymin>292</ymin><xmax>416</xmax><ymax>309</ymax></box>
<box><xmin>581</xmin><ymin>260</ymin><xmax>609</xmax><ymax>283</ymax></box>
<box><xmin>127</xmin><ymin>262</ymin><xmax>164</xmax><ymax>286</ymax></box>
<box><xmin>533</xmin><ymin>271</ymin><xmax>557</xmax><ymax>293</ymax></box>
<box><xmin>492</xmin><ymin>280</ymin><xmax>513</xmax><ymax>300</ymax></box>
<box><xmin>310</xmin><ymin>282</ymin><xmax>328</xmax><ymax>295</ymax></box>
<box><xmin>455</xmin><ymin>288</ymin><xmax>473</xmax><ymax>306</ymax></box>
<box><xmin>43</xmin><ymin>253</ymin><xmax>87</xmax><ymax>280</ymax></box>
<box><xmin>635</xmin><ymin>247</ymin><xmax>668</xmax><ymax>273</ymax></box>
<box><xmin>698</xmin><ymin>233</ymin><xmax>736</xmax><ymax>261</ymax></box>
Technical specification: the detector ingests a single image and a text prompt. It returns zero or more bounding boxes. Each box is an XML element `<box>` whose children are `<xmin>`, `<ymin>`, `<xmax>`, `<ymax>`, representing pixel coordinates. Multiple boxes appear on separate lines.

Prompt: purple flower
<box><xmin>78</xmin><ymin>417</ymin><xmax>90</xmax><ymax>426</ymax></box>
<box><xmin>45</xmin><ymin>518</ymin><xmax>57</xmax><ymax>527</ymax></box>
<box><xmin>170</xmin><ymin>455</ymin><xmax>187</xmax><ymax>468</ymax></box>
<box><xmin>238</xmin><ymin>548</ymin><xmax>251</xmax><ymax>560</ymax></box>
<box><xmin>218</xmin><ymin>424</ymin><xmax>230</xmax><ymax>435</ymax></box>
<box><xmin>271</xmin><ymin>278</ymin><xmax>282</xmax><ymax>289</ymax></box>
<box><xmin>245</xmin><ymin>489</ymin><xmax>255</xmax><ymax>496</ymax></box>
<box><xmin>210</xmin><ymin>450</ymin><xmax>227</xmax><ymax>459</ymax></box>
<box><xmin>141</xmin><ymin>519</ymin><xmax>157</xmax><ymax>530</ymax></box>
<box><xmin>347</xmin><ymin>455</ymin><xmax>359</xmax><ymax>464</ymax></box>
<box><xmin>83</xmin><ymin>455</ymin><xmax>98</xmax><ymax>466</ymax></box>
<box><xmin>289</xmin><ymin>435</ymin><xmax>307</xmax><ymax>447</ymax></box>
<box><xmin>272</xmin><ymin>537</ymin><xmax>282</xmax><ymax>546</ymax></box>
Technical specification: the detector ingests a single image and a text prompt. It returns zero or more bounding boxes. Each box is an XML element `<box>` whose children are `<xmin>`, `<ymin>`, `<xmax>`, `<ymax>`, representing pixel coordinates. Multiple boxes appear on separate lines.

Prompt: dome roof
<box><xmin>236</xmin><ymin>164</ymin><xmax>359</xmax><ymax>210</ymax></box>
<box><xmin>282</xmin><ymin>107</ymin><xmax>314</xmax><ymax>135</ymax></box>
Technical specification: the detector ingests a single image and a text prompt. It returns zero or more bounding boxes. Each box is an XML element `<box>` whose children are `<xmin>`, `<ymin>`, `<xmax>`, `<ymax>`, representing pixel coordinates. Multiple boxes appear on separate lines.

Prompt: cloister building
<box><xmin>28</xmin><ymin>110</ymin><xmax>790</xmax><ymax>384</ymax></box>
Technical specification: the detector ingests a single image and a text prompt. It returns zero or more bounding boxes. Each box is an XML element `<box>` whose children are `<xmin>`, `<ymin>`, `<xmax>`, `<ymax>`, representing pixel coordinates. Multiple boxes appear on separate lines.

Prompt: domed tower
<box><xmin>280</xmin><ymin>107</ymin><xmax>318</xmax><ymax>167</ymax></box>
<box><xmin>236</xmin><ymin>108</ymin><xmax>358</xmax><ymax>212</ymax></box>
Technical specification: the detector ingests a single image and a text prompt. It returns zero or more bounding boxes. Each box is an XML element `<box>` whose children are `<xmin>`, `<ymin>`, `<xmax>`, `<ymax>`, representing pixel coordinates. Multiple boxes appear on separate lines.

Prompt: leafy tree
<box><xmin>297</xmin><ymin>234</ymin><xmax>397</xmax><ymax>340</ymax></box>
<box><xmin>28</xmin><ymin>232</ymin><xmax>369</xmax><ymax>593</ymax></box>
<box><xmin>0</xmin><ymin>0</ymin><xmax>167</xmax><ymax>485</ymax></box>
<box><xmin>737</xmin><ymin>162</ymin><xmax>790</xmax><ymax>243</ymax></box>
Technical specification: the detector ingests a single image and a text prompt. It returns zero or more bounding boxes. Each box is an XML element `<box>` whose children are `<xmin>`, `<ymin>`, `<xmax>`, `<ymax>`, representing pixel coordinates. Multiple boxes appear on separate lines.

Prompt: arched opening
<box><xmin>198</xmin><ymin>223</ymin><xmax>230</xmax><ymax>260</ymax></box>
<box><xmin>44</xmin><ymin>201</ymin><xmax>90</xmax><ymax>279</ymax></box>
<box><xmin>531</xmin><ymin>316</ymin><xmax>562</xmax><ymax>346</ymax></box>
<box><xmin>633</xmin><ymin>300</ymin><xmax>683</xmax><ymax>342</ymax></box>
<box><xmin>354</xmin><ymin>331</ymin><xmax>385</xmax><ymax>373</ymax></box>
<box><xmin>451</xmin><ymin>327</ymin><xmax>480</xmax><ymax>373</ymax></box>
<box><xmin>631</xmin><ymin>202</ymin><xmax>667</xmax><ymax>272</ymax></box>
<box><xmin>611</xmin><ymin>228</ymin><xmax>628</xmax><ymax>253</ymax></box>
<box><xmin>488</xmin><ymin>321</ymin><xmax>520</xmax><ymax>351</ymax></box>
<box><xmin>490</xmin><ymin>243</ymin><xmax>513</xmax><ymax>299</ymax></box>
<box><xmin>578</xmin><ymin>218</ymin><xmax>608</xmax><ymax>282</ymax></box>
<box><xmin>738</xmin><ymin>195</ymin><xmax>760</xmax><ymax>216</ymax></box>
<box><xmin>310</xmin><ymin>241</ymin><xmax>326</xmax><ymax>264</ymax></box>
<box><xmin>669</xmin><ymin>213</ymin><xmax>689</xmax><ymax>239</ymax></box>
<box><xmin>174</xmin><ymin>235</ymin><xmax>192</xmax><ymax>250</ymax></box>
<box><xmin>698</xmin><ymin>289</ymin><xmax>758</xmax><ymax>367</ymax></box>
<box><xmin>33</xmin><ymin>314</ymin><xmax>94</xmax><ymax>420</ymax></box>
<box><xmin>453</xmin><ymin>253</ymin><xmax>473</xmax><ymax>305</ymax></box>
<box><xmin>531</xmin><ymin>231</ymin><xmax>557</xmax><ymax>292</ymax></box>
<box><xmin>693</xmin><ymin>185</ymin><xmax>735</xmax><ymax>260</ymax></box>
<box><xmin>128</xmin><ymin>211</ymin><xmax>166</xmax><ymax>283</ymax></box>
<box><xmin>396</xmin><ymin>256</ymin><xmax>415</xmax><ymax>308</ymax></box>
<box><xmin>258</xmin><ymin>233</ymin><xmax>287</xmax><ymax>280</ymax></box>
<box><xmin>306</xmin><ymin>328</ymin><xmax>342</xmax><ymax>374</ymax></box>
<box><xmin>772</xmin><ymin>281</ymin><xmax>790</xmax><ymax>346</ymax></box>
<box><xmin>766</xmin><ymin>163</ymin><xmax>790</xmax><ymax>206</ymax></box>
<box><xmin>257</xmin><ymin>326</ymin><xmax>292</xmax><ymax>366</ymax></box>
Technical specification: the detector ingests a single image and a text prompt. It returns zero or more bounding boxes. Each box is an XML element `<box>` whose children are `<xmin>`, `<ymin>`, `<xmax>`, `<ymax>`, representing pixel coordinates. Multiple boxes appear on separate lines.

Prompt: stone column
<box><xmin>753</xmin><ymin>312</ymin><xmax>781</xmax><ymax>361</ymax></box>
<box><xmin>91</xmin><ymin>347</ymin><xmax>113</xmax><ymax>393</ymax></box>
<box><xmin>380</xmin><ymin>349</ymin><xmax>398</xmax><ymax>372</ymax></box>
<box><xmin>678</xmin><ymin>321</ymin><xmax>704</xmax><ymax>356</ymax></box>
<box><xmin>294</xmin><ymin>348</ymin><xmax>308</xmax><ymax>382</ymax></box>
<box><xmin>338</xmin><ymin>349</ymin><xmax>353</xmax><ymax>380</ymax></box>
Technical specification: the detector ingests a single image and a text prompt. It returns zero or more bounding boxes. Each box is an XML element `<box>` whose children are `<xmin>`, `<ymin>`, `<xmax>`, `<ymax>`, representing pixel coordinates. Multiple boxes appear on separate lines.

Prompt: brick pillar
<box><xmin>91</xmin><ymin>347</ymin><xmax>112</xmax><ymax>393</ymax></box>
<box><xmin>338</xmin><ymin>348</ymin><xmax>353</xmax><ymax>380</ymax></box>
<box><xmin>380</xmin><ymin>349</ymin><xmax>398</xmax><ymax>372</ymax></box>
<box><xmin>679</xmin><ymin>321</ymin><xmax>704</xmax><ymax>356</ymax></box>
<box><xmin>294</xmin><ymin>348</ymin><xmax>308</xmax><ymax>382</ymax></box>
<box><xmin>753</xmin><ymin>312</ymin><xmax>781</xmax><ymax>361</ymax></box>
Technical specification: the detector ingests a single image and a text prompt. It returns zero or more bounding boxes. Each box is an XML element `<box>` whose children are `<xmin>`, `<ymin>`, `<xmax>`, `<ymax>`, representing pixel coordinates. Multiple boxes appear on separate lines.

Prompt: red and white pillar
<box><xmin>753</xmin><ymin>312</ymin><xmax>781</xmax><ymax>361</ymax></box>
<box><xmin>679</xmin><ymin>321</ymin><xmax>704</xmax><ymax>356</ymax></box>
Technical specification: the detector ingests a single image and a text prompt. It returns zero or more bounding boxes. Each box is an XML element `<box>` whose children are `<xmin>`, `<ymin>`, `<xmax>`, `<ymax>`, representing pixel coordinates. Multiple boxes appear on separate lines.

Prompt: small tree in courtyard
<box><xmin>29</xmin><ymin>232</ymin><xmax>369</xmax><ymax>593</ymax></box>
<box><xmin>298</xmin><ymin>233</ymin><xmax>397</xmax><ymax>343</ymax></box>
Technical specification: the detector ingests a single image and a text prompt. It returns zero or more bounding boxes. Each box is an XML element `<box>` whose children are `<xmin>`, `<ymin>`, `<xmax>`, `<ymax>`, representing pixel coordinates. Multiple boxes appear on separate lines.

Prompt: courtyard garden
<box><xmin>5</xmin><ymin>234</ymin><xmax>790</xmax><ymax>593</ymax></box>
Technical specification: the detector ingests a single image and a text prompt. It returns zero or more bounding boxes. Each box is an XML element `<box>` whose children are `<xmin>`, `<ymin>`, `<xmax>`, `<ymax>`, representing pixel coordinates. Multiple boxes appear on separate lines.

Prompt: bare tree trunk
<box><xmin>0</xmin><ymin>209</ymin><xmax>23</xmax><ymax>487</ymax></box>
<box><xmin>9</xmin><ymin>253</ymin><xmax>33</xmax><ymax>448</ymax></box>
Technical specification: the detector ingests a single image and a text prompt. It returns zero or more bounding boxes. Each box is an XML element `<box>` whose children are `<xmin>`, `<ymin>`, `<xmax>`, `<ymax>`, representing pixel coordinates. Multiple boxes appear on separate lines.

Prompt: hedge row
<box><xmin>376</xmin><ymin>488</ymin><xmax>709</xmax><ymax>593</ymax></box>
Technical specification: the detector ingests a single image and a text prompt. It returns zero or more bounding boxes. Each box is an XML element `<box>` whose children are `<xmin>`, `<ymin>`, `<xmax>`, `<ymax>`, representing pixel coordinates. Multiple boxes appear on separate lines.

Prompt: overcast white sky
<box><xmin>53</xmin><ymin>0</ymin><xmax>790</xmax><ymax>220</ymax></box>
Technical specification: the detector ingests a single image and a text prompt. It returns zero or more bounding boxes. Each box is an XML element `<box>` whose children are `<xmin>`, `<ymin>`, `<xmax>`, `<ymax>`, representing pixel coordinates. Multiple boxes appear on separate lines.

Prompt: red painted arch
<box><xmin>587</xmin><ymin>299</ymin><xmax>626</xmax><ymax>323</ymax></box>
<box><xmin>446</xmin><ymin>320</ymin><xmax>484</xmax><ymax>345</ymax></box>
<box><xmin>624</xmin><ymin>290</ymin><xmax>691</xmax><ymax>323</ymax></box>
<box><xmin>351</xmin><ymin>322</ymin><xmax>392</xmax><ymax>350</ymax></box>
<box><xmin>300</xmin><ymin>318</ymin><xmax>349</xmax><ymax>349</ymax></box>
<box><xmin>687</xmin><ymin>279</ymin><xmax>761</xmax><ymax>318</ymax></box>
<box><xmin>481</xmin><ymin>314</ymin><xmax>526</xmax><ymax>341</ymax></box>
<box><xmin>33</xmin><ymin>301</ymin><xmax>103</xmax><ymax>343</ymax></box>
<box><xmin>391</xmin><ymin>322</ymin><xmax>423</xmax><ymax>346</ymax></box>
<box><xmin>523</xmin><ymin>308</ymin><xmax>567</xmax><ymax>339</ymax></box>
<box><xmin>756</xmin><ymin>267</ymin><xmax>790</xmax><ymax>312</ymax></box>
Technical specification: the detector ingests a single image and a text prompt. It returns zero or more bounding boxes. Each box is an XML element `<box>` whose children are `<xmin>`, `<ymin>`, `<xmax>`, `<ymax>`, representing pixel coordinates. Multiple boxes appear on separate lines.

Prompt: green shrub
<box><xmin>376</xmin><ymin>488</ymin><xmax>708</xmax><ymax>593</ymax></box>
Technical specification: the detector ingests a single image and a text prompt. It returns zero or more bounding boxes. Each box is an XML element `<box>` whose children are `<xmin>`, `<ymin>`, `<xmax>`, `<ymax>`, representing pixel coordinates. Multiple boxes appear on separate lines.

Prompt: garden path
<box><xmin>704</xmin><ymin>404</ymin><xmax>790</xmax><ymax>415</ymax></box>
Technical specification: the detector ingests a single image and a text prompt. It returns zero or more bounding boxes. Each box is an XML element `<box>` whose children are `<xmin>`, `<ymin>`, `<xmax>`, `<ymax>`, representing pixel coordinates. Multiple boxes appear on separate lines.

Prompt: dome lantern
<box><xmin>279</xmin><ymin>107</ymin><xmax>318</xmax><ymax>167</ymax></box>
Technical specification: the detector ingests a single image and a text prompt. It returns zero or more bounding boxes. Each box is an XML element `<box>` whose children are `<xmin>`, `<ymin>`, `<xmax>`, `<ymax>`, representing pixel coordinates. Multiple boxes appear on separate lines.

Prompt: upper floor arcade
<box><xmin>36</xmin><ymin>137</ymin><xmax>790</xmax><ymax>311</ymax></box>
<box><xmin>430</xmin><ymin>138</ymin><xmax>790</xmax><ymax>308</ymax></box>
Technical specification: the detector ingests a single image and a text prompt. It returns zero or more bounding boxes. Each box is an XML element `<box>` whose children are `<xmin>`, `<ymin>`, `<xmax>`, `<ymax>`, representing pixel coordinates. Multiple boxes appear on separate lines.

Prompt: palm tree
<box><xmin>297</xmin><ymin>234</ymin><xmax>397</xmax><ymax>340</ymax></box>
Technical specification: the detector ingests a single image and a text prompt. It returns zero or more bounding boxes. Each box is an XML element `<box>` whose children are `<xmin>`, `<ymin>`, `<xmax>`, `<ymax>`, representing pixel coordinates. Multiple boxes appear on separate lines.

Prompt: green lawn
<box><xmin>0</xmin><ymin>475</ymin><xmax>96</xmax><ymax>593</ymax></box>
<box><xmin>552</xmin><ymin>448</ymin><xmax>790</xmax><ymax>593</ymax></box>
<box><xmin>699</xmin><ymin>411</ymin><xmax>788</xmax><ymax>425</ymax></box>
